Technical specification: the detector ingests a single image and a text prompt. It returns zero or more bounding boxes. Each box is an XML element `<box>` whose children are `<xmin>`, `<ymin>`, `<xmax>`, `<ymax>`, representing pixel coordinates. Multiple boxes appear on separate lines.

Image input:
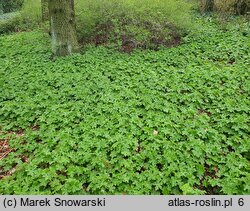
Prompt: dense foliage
<box><xmin>200</xmin><ymin>0</ymin><xmax>250</xmax><ymax>15</ymax></box>
<box><xmin>213</xmin><ymin>0</ymin><xmax>250</xmax><ymax>15</ymax></box>
<box><xmin>1</xmin><ymin>0</ymin><xmax>193</xmax><ymax>50</ymax></box>
<box><xmin>0</xmin><ymin>0</ymin><xmax>41</xmax><ymax>35</ymax></box>
<box><xmin>0</xmin><ymin>0</ymin><xmax>24</xmax><ymax>13</ymax></box>
<box><xmin>75</xmin><ymin>0</ymin><xmax>193</xmax><ymax>50</ymax></box>
<box><xmin>0</xmin><ymin>17</ymin><xmax>249</xmax><ymax>194</ymax></box>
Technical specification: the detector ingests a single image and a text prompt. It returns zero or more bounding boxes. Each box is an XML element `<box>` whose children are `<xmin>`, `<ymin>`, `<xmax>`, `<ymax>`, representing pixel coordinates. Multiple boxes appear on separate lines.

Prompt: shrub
<box><xmin>75</xmin><ymin>0</ymin><xmax>194</xmax><ymax>51</ymax></box>
<box><xmin>199</xmin><ymin>0</ymin><xmax>250</xmax><ymax>15</ymax></box>
<box><xmin>0</xmin><ymin>12</ymin><xmax>22</xmax><ymax>34</ymax></box>
<box><xmin>0</xmin><ymin>0</ymin><xmax>42</xmax><ymax>35</ymax></box>
<box><xmin>214</xmin><ymin>0</ymin><xmax>250</xmax><ymax>15</ymax></box>
<box><xmin>1</xmin><ymin>0</ymin><xmax>24</xmax><ymax>13</ymax></box>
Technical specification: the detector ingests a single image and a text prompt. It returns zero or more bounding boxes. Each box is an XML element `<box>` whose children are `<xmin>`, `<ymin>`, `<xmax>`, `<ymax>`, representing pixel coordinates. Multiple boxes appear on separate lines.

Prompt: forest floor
<box><xmin>0</xmin><ymin>17</ymin><xmax>249</xmax><ymax>194</ymax></box>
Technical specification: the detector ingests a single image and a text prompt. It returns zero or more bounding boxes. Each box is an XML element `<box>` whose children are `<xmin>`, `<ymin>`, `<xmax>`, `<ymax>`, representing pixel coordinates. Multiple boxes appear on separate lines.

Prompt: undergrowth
<box><xmin>75</xmin><ymin>0</ymin><xmax>193</xmax><ymax>50</ymax></box>
<box><xmin>0</xmin><ymin>0</ymin><xmax>24</xmax><ymax>13</ymax></box>
<box><xmin>0</xmin><ymin>0</ymin><xmax>41</xmax><ymax>34</ymax></box>
<box><xmin>1</xmin><ymin>0</ymin><xmax>194</xmax><ymax>51</ymax></box>
<box><xmin>0</xmin><ymin>17</ymin><xmax>249</xmax><ymax>194</ymax></box>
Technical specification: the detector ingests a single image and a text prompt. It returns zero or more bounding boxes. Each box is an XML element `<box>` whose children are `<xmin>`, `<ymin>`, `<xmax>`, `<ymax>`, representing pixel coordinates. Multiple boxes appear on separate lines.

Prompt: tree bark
<box><xmin>48</xmin><ymin>0</ymin><xmax>79</xmax><ymax>57</ymax></box>
<box><xmin>41</xmin><ymin>0</ymin><xmax>49</xmax><ymax>21</ymax></box>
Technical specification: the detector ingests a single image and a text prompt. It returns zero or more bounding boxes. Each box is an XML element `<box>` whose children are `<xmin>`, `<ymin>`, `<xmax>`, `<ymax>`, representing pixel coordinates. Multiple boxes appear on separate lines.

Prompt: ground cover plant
<box><xmin>0</xmin><ymin>15</ymin><xmax>249</xmax><ymax>194</ymax></box>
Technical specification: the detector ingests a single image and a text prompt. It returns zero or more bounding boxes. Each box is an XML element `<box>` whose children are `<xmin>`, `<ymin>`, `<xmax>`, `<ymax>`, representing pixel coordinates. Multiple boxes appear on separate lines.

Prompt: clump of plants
<box><xmin>0</xmin><ymin>0</ymin><xmax>42</xmax><ymax>34</ymax></box>
<box><xmin>75</xmin><ymin>0</ymin><xmax>193</xmax><ymax>51</ymax></box>
<box><xmin>0</xmin><ymin>0</ymin><xmax>24</xmax><ymax>13</ymax></box>
<box><xmin>200</xmin><ymin>0</ymin><xmax>250</xmax><ymax>15</ymax></box>
<box><xmin>214</xmin><ymin>0</ymin><xmax>250</xmax><ymax>15</ymax></box>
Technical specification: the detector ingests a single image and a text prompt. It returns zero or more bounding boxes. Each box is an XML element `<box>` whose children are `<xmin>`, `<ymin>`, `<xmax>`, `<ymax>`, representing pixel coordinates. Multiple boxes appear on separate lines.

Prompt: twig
<box><xmin>0</xmin><ymin>149</ymin><xmax>12</xmax><ymax>161</ymax></box>
<box><xmin>0</xmin><ymin>140</ymin><xmax>7</xmax><ymax>152</ymax></box>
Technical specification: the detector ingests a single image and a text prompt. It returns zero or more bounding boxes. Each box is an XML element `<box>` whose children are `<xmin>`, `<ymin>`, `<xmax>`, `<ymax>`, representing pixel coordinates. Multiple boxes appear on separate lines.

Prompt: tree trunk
<box><xmin>41</xmin><ymin>0</ymin><xmax>49</xmax><ymax>21</ymax></box>
<box><xmin>200</xmin><ymin>0</ymin><xmax>214</xmax><ymax>13</ymax></box>
<box><xmin>48</xmin><ymin>0</ymin><xmax>79</xmax><ymax>57</ymax></box>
